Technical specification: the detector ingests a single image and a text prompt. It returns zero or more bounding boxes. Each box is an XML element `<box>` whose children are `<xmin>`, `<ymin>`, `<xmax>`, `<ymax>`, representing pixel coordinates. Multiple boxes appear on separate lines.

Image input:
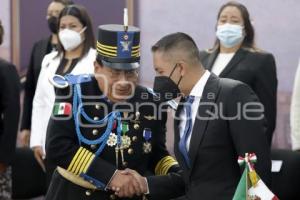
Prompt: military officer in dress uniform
<box><xmin>45</xmin><ymin>22</ymin><xmax>179</xmax><ymax>200</ymax></box>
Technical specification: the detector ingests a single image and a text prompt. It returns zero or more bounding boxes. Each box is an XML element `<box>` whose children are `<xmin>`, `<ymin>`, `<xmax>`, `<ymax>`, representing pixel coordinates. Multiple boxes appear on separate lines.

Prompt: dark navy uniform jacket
<box><xmin>45</xmin><ymin>77</ymin><xmax>179</xmax><ymax>200</ymax></box>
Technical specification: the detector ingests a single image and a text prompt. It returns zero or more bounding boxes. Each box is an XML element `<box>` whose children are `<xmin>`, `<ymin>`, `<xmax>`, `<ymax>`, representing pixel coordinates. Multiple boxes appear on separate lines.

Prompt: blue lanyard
<box><xmin>72</xmin><ymin>84</ymin><xmax>122</xmax><ymax>156</ymax></box>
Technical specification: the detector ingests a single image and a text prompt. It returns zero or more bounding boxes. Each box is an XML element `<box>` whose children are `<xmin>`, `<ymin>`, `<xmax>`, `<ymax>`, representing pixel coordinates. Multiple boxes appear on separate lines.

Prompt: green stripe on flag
<box><xmin>53</xmin><ymin>103</ymin><xmax>60</xmax><ymax>115</ymax></box>
<box><xmin>233</xmin><ymin>166</ymin><xmax>248</xmax><ymax>200</ymax></box>
<box><xmin>53</xmin><ymin>102</ymin><xmax>71</xmax><ymax>116</ymax></box>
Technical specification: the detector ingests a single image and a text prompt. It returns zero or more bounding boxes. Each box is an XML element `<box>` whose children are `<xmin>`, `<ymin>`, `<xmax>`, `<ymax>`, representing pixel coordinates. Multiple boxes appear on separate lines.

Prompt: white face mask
<box><xmin>59</xmin><ymin>27</ymin><xmax>86</xmax><ymax>51</ymax></box>
<box><xmin>216</xmin><ymin>23</ymin><xmax>244</xmax><ymax>48</ymax></box>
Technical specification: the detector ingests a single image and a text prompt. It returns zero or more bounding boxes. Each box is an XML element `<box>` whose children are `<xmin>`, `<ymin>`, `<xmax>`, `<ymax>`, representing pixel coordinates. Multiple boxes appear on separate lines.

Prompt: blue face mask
<box><xmin>216</xmin><ymin>23</ymin><xmax>244</xmax><ymax>48</ymax></box>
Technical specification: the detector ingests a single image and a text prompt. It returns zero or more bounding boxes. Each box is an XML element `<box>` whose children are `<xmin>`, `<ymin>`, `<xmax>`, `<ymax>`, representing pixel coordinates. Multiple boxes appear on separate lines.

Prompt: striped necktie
<box><xmin>178</xmin><ymin>95</ymin><xmax>195</xmax><ymax>168</ymax></box>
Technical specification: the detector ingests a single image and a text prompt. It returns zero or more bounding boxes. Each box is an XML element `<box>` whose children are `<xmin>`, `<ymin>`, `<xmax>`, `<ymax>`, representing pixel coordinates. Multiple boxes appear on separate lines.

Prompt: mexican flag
<box><xmin>233</xmin><ymin>154</ymin><xmax>279</xmax><ymax>200</ymax></box>
<box><xmin>53</xmin><ymin>102</ymin><xmax>72</xmax><ymax>116</ymax></box>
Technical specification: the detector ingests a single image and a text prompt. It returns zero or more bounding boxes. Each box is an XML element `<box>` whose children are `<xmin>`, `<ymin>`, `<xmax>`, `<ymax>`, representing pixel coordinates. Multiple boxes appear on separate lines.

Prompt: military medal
<box><xmin>121</xmin><ymin>135</ymin><xmax>131</xmax><ymax>149</ymax></box>
<box><xmin>122</xmin><ymin>122</ymin><xmax>129</xmax><ymax>134</ymax></box>
<box><xmin>143</xmin><ymin>142</ymin><xmax>152</xmax><ymax>154</ymax></box>
<box><xmin>107</xmin><ymin>133</ymin><xmax>117</xmax><ymax>147</ymax></box>
<box><xmin>143</xmin><ymin>128</ymin><xmax>152</xmax><ymax>154</ymax></box>
<box><xmin>112</xmin><ymin>120</ymin><xmax>117</xmax><ymax>130</ymax></box>
<box><xmin>120</xmin><ymin>122</ymin><xmax>130</xmax><ymax>166</ymax></box>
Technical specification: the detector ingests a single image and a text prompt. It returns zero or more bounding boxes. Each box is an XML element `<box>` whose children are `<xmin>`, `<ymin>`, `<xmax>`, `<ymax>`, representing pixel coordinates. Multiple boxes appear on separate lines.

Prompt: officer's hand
<box><xmin>33</xmin><ymin>146</ymin><xmax>46</xmax><ymax>172</ymax></box>
<box><xmin>19</xmin><ymin>129</ymin><xmax>30</xmax><ymax>147</ymax></box>
<box><xmin>109</xmin><ymin>170</ymin><xmax>142</xmax><ymax>198</ymax></box>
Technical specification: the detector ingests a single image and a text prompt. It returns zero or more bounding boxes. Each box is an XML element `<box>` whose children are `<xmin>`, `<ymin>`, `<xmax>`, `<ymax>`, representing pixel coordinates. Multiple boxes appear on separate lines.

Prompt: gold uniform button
<box><xmin>132</xmin><ymin>136</ymin><xmax>138</xmax><ymax>142</ymax></box>
<box><xmin>91</xmin><ymin>144</ymin><xmax>97</xmax><ymax>149</ymax></box>
<box><xmin>134</xmin><ymin>124</ymin><xmax>140</xmax><ymax>130</ymax></box>
<box><xmin>110</xmin><ymin>194</ymin><xmax>116</xmax><ymax>200</ymax></box>
<box><xmin>128</xmin><ymin>148</ymin><xmax>134</xmax><ymax>155</ymax></box>
<box><xmin>85</xmin><ymin>190</ymin><xmax>92</xmax><ymax>196</ymax></box>
<box><xmin>92</xmin><ymin>129</ymin><xmax>99</xmax><ymax>136</ymax></box>
<box><xmin>94</xmin><ymin>116</ymin><xmax>99</xmax><ymax>121</ymax></box>
<box><xmin>95</xmin><ymin>104</ymin><xmax>101</xmax><ymax>110</ymax></box>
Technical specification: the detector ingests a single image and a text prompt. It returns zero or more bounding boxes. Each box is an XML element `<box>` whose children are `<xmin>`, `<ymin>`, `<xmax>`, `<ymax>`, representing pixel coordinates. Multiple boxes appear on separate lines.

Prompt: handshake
<box><xmin>108</xmin><ymin>169</ymin><xmax>148</xmax><ymax>198</ymax></box>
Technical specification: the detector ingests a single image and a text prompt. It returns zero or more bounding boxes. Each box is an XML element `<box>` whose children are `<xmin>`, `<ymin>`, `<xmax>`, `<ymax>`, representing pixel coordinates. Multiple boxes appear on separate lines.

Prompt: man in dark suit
<box><xmin>20</xmin><ymin>0</ymin><xmax>72</xmax><ymax>146</ymax></box>
<box><xmin>0</xmin><ymin>19</ymin><xmax>20</xmax><ymax>200</ymax></box>
<box><xmin>121</xmin><ymin>32</ymin><xmax>271</xmax><ymax>200</ymax></box>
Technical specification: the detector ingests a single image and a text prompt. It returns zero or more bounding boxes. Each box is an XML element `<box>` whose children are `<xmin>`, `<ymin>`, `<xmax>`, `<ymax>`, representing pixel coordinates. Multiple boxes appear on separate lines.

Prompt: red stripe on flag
<box><xmin>64</xmin><ymin>103</ymin><xmax>72</xmax><ymax>115</ymax></box>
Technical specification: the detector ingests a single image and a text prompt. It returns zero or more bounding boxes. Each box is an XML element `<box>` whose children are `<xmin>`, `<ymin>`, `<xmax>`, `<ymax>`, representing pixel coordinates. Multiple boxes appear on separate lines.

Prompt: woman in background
<box><xmin>200</xmin><ymin>1</ymin><xmax>277</xmax><ymax>145</ymax></box>
<box><xmin>291</xmin><ymin>60</ymin><xmax>300</xmax><ymax>150</ymax></box>
<box><xmin>19</xmin><ymin>0</ymin><xmax>73</xmax><ymax>147</ymax></box>
<box><xmin>0</xmin><ymin>19</ymin><xmax>20</xmax><ymax>200</ymax></box>
<box><xmin>30</xmin><ymin>4</ymin><xmax>95</xmax><ymax>186</ymax></box>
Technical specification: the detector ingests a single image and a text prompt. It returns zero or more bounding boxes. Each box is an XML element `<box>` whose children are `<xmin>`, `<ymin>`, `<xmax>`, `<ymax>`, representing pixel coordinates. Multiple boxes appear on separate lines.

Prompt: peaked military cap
<box><xmin>96</xmin><ymin>24</ymin><xmax>140</xmax><ymax>70</ymax></box>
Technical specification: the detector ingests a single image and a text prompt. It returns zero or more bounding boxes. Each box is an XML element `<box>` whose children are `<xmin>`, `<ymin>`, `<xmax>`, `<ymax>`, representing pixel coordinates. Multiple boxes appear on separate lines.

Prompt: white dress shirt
<box><xmin>211</xmin><ymin>53</ymin><xmax>235</xmax><ymax>76</ymax></box>
<box><xmin>179</xmin><ymin>70</ymin><xmax>211</xmax><ymax>151</ymax></box>
<box><xmin>291</xmin><ymin>59</ymin><xmax>300</xmax><ymax>150</ymax></box>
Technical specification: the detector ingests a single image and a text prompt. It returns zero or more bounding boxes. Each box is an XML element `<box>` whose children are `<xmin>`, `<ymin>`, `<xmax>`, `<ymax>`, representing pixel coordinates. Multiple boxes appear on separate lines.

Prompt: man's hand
<box><xmin>121</xmin><ymin>169</ymin><xmax>148</xmax><ymax>194</ymax></box>
<box><xmin>19</xmin><ymin>129</ymin><xmax>30</xmax><ymax>147</ymax></box>
<box><xmin>32</xmin><ymin>146</ymin><xmax>46</xmax><ymax>172</ymax></box>
<box><xmin>108</xmin><ymin>170</ymin><xmax>143</xmax><ymax>198</ymax></box>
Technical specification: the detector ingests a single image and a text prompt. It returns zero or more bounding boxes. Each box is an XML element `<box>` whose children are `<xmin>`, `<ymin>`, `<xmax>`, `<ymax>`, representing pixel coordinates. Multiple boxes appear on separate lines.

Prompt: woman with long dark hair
<box><xmin>30</xmin><ymin>4</ymin><xmax>95</xmax><ymax>186</ymax></box>
<box><xmin>200</xmin><ymin>1</ymin><xmax>277</xmax><ymax>145</ymax></box>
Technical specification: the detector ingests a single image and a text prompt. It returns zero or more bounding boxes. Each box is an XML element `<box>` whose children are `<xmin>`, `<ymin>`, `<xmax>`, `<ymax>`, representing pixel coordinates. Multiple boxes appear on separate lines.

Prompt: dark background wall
<box><xmin>19</xmin><ymin>0</ymin><xmax>126</xmax><ymax>72</ymax></box>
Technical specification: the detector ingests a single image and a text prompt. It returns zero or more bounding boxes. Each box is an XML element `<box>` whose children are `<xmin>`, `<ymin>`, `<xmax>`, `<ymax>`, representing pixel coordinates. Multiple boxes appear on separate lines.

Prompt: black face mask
<box><xmin>153</xmin><ymin>64</ymin><xmax>182</xmax><ymax>102</ymax></box>
<box><xmin>47</xmin><ymin>16</ymin><xmax>59</xmax><ymax>34</ymax></box>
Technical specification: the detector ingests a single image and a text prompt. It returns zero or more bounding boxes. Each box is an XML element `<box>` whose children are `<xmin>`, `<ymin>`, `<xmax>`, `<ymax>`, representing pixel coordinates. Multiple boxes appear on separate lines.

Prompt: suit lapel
<box><xmin>219</xmin><ymin>48</ymin><xmax>248</xmax><ymax>77</ymax></box>
<box><xmin>173</xmin><ymin>97</ymin><xmax>187</xmax><ymax>170</ymax></box>
<box><xmin>204</xmin><ymin>49</ymin><xmax>219</xmax><ymax>71</ymax></box>
<box><xmin>41</xmin><ymin>37</ymin><xmax>50</xmax><ymax>54</ymax></box>
<box><xmin>188</xmin><ymin>74</ymin><xmax>221</xmax><ymax>176</ymax></box>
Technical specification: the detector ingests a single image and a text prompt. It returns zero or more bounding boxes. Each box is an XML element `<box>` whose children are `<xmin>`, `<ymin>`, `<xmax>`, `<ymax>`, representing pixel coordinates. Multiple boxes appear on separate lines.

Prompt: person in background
<box><xmin>291</xmin><ymin>60</ymin><xmax>300</xmax><ymax>150</ymax></box>
<box><xmin>0</xmin><ymin>19</ymin><xmax>20</xmax><ymax>200</ymax></box>
<box><xmin>30</xmin><ymin>4</ymin><xmax>96</xmax><ymax>186</ymax></box>
<box><xmin>199</xmin><ymin>1</ymin><xmax>277</xmax><ymax>145</ymax></box>
<box><xmin>19</xmin><ymin>0</ymin><xmax>73</xmax><ymax>147</ymax></box>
